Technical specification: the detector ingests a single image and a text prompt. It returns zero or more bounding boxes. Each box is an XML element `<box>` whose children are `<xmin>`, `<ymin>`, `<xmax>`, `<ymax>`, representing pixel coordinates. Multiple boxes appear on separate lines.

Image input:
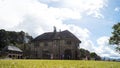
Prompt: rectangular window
<box><xmin>35</xmin><ymin>42</ymin><xmax>39</xmax><ymax>47</ymax></box>
<box><xmin>66</xmin><ymin>40</ymin><xmax>72</xmax><ymax>45</ymax></box>
<box><xmin>44</xmin><ymin>42</ymin><xmax>48</xmax><ymax>46</ymax></box>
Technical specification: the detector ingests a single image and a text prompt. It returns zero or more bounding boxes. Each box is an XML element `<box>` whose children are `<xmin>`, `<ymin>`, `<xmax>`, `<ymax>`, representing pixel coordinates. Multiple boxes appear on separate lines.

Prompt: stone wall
<box><xmin>31</xmin><ymin>39</ymin><xmax>79</xmax><ymax>59</ymax></box>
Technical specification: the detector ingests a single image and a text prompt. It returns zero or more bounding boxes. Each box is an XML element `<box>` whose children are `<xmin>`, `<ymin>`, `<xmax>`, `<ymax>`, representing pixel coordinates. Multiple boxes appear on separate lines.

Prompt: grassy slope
<box><xmin>0</xmin><ymin>60</ymin><xmax>120</xmax><ymax>68</ymax></box>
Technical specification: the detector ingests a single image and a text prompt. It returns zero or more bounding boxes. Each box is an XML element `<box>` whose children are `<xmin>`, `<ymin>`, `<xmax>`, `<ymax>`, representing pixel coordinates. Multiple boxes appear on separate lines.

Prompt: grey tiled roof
<box><xmin>33</xmin><ymin>30</ymin><xmax>81</xmax><ymax>42</ymax></box>
<box><xmin>3</xmin><ymin>45</ymin><xmax>22</xmax><ymax>52</ymax></box>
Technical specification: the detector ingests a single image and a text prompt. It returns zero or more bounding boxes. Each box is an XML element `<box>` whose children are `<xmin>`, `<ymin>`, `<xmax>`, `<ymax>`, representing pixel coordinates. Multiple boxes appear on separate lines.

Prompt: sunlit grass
<box><xmin>0</xmin><ymin>60</ymin><xmax>120</xmax><ymax>68</ymax></box>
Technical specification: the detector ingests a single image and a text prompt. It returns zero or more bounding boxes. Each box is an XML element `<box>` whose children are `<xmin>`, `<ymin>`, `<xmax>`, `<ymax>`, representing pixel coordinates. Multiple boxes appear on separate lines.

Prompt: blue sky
<box><xmin>0</xmin><ymin>0</ymin><xmax>120</xmax><ymax>58</ymax></box>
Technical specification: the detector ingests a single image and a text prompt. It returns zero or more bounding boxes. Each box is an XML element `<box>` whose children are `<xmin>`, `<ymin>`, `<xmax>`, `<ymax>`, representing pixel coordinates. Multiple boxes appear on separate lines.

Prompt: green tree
<box><xmin>109</xmin><ymin>22</ymin><xmax>120</xmax><ymax>52</ymax></box>
<box><xmin>0</xmin><ymin>29</ymin><xmax>33</xmax><ymax>50</ymax></box>
<box><xmin>79</xmin><ymin>48</ymin><xmax>90</xmax><ymax>60</ymax></box>
<box><xmin>90</xmin><ymin>52</ymin><xmax>101</xmax><ymax>60</ymax></box>
<box><xmin>0</xmin><ymin>29</ymin><xmax>10</xmax><ymax>50</ymax></box>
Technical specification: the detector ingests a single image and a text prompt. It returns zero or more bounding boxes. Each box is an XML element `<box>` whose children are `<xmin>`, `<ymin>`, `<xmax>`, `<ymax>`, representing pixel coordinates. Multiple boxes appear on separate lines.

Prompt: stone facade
<box><xmin>30</xmin><ymin>28</ymin><xmax>81</xmax><ymax>59</ymax></box>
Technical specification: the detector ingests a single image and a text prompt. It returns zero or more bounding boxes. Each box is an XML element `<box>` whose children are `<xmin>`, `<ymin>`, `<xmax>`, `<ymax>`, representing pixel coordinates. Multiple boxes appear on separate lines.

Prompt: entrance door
<box><xmin>42</xmin><ymin>50</ymin><xmax>50</xmax><ymax>59</ymax></box>
<box><xmin>64</xmin><ymin>49</ymin><xmax>72</xmax><ymax>59</ymax></box>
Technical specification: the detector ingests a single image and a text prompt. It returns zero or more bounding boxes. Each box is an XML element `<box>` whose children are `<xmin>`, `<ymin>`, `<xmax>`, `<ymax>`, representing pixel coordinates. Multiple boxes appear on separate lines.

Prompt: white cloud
<box><xmin>38</xmin><ymin>0</ymin><xmax>60</xmax><ymax>3</ymax></box>
<box><xmin>114</xmin><ymin>7</ymin><xmax>120</xmax><ymax>12</ymax></box>
<box><xmin>0</xmin><ymin>0</ymin><xmax>107</xmax><ymax>30</ymax></box>
<box><xmin>80</xmin><ymin>40</ymin><xmax>96</xmax><ymax>52</ymax></box>
<box><xmin>40</xmin><ymin>0</ymin><xmax>107</xmax><ymax>18</ymax></box>
<box><xmin>0</xmin><ymin>0</ymin><xmax>85</xmax><ymax>35</ymax></box>
<box><xmin>97</xmin><ymin>36</ymin><xmax>109</xmax><ymax>46</ymax></box>
<box><xmin>80</xmin><ymin>36</ymin><xmax>120</xmax><ymax>58</ymax></box>
<box><xmin>0</xmin><ymin>0</ymin><xmax>94</xmax><ymax>55</ymax></box>
<box><xmin>1</xmin><ymin>0</ymin><xmax>117</xmax><ymax>58</ymax></box>
<box><xmin>96</xmin><ymin>36</ymin><xmax>120</xmax><ymax>58</ymax></box>
<box><xmin>66</xmin><ymin>25</ymin><xmax>90</xmax><ymax>39</ymax></box>
<box><xmin>0</xmin><ymin>0</ymin><xmax>88</xmax><ymax>37</ymax></box>
<box><xmin>65</xmin><ymin>0</ymin><xmax>107</xmax><ymax>18</ymax></box>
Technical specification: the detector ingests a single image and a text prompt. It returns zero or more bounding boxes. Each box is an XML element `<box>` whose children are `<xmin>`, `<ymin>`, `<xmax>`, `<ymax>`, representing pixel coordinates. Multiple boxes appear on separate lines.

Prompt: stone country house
<box><xmin>30</xmin><ymin>27</ymin><xmax>81</xmax><ymax>59</ymax></box>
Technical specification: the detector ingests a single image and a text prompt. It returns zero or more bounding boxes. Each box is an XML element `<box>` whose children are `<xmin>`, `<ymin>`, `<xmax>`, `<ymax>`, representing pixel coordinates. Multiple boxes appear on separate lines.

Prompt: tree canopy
<box><xmin>79</xmin><ymin>48</ymin><xmax>90</xmax><ymax>59</ymax></box>
<box><xmin>0</xmin><ymin>29</ymin><xmax>33</xmax><ymax>50</ymax></box>
<box><xmin>90</xmin><ymin>52</ymin><xmax>101</xmax><ymax>60</ymax></box>
<box><xmin>78</xmin><ymin>48</ymin><xmax>101</xmax><ymax>60</ymax></box>
<box><xmin>109</xmin><ymin>22</ymin><xmax>120</xmax><ymax>52</ymax></box>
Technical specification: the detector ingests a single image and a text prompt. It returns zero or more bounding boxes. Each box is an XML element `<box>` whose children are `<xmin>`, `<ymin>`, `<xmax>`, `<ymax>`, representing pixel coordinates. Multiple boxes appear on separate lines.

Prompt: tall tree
<box><xmin>109</xmin><ymin>22</ymin><xmax>120</xmax><ymax>52</ymax></box>
<box><xmin>0</xmin><ymin>29</ymin><xmax>9</xmax><ymax>50</ymax></box>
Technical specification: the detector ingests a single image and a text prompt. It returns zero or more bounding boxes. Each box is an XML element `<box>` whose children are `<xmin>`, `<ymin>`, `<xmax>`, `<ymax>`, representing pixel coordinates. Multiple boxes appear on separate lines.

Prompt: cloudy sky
<box><xmin>0</xmin><ymin>0</ymin><xmax>120</xmax><ymax>58</ymax></box>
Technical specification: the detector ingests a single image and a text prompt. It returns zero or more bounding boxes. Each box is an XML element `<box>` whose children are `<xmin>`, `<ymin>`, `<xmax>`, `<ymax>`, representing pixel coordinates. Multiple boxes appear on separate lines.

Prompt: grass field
<box><xmin>0</xmin><ymin>60</ymin><xmax>120</xmax><ymax>68</ymax></box>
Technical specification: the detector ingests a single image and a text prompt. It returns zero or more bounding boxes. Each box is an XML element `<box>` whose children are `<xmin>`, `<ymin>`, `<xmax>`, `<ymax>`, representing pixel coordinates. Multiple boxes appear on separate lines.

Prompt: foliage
<box><xmin>79</xmin><ymin>48</ymin><xmax>91</xmax><ymax>60</ymax></box>
<box><xmin>0</xmin><ymin>29</ymin><xmax>9</xmax><ymax>50</ymax></box>
<box><xmin>78</xmin><ymin>48</ymin><xmax>101</xmax><ymax>60</ymax></box>
<box><xmin>0</xmin><ymin>29</ymin><xmax>33</xmax><ymax>50</ymax></box>
<box><xmin>90</xmin><ymin>52</ymin><xmax>101</xmax><ymax>60</ymax></box>
<box><xmin>0</xmin><ymin>60</ymin><xmax>120</xmax><ymax>68</ymax></box>
<box><xmin>109</xmin><ymin>22</ymin><xmax>120</xmax><ymax>52</ymax></box>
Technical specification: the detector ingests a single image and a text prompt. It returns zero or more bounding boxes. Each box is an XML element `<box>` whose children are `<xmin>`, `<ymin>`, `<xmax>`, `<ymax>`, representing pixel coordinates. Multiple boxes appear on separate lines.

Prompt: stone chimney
<box><xmin>53</xmin><ymin>26</ymin><xmax>57</xmax><ymax>33</ymax></box>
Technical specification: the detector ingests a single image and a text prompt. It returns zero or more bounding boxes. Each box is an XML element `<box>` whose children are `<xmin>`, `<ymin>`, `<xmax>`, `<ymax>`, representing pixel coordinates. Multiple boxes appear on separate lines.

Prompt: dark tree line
<box><xmin>0</xmin><ymin>29</ymin><xmax>33</xmax><ymax>50</ymax></box>
<box><xmin>90</xmin><ymin>52</ymin><xmax>101</xmax><ymax>60</ymax></box>
<box><xmin>79</xmin><ymin>48</ymin><xmax>101</xmax><ymax>60</ymax></box>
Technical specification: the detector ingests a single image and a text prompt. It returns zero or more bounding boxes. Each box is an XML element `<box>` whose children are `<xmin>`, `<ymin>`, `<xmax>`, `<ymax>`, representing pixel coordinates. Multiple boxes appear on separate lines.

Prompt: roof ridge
<box><xmin>33</xmin><ymin>30</ymin><xmax>81</xmax><ymax>42</ymax></box>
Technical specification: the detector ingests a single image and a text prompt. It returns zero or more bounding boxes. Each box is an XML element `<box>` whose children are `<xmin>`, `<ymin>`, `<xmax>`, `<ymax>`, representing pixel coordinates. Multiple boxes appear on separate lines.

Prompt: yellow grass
<box><xmin>0</xmin><ymin>60</ymin><xmax>120</xmax><ymax>68</ymax></box>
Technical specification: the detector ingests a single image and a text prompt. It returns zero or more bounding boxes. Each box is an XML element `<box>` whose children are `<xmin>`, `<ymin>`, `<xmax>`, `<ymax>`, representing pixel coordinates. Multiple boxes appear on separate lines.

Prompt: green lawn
<box><xmin>0</xmin><ymin>60</ymin><xmax>120</xmax><ymax>68</ymax></box>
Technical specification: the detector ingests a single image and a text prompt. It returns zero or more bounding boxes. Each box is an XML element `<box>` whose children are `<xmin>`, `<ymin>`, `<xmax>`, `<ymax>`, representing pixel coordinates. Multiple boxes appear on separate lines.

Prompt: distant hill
<box><xmin>101</xmin><ymin>57</ymin><xmax>120</xmax><ymax>62</ymax></box>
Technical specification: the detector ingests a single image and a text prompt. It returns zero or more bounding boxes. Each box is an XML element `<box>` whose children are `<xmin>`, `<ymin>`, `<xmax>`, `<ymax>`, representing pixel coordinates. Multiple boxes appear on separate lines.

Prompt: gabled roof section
<box><xmin>59</xmin><ymin>30</ymin><xmax>80</xmax><ymax>41</ymax></box>
<box><xmin>2</xmin><ymin>45</ymin><xmax>23</xmax><ymax>52</ymax></box>
<box><xmin>33</xmin><ymin>30</ymin><xmax>81</xmax><ymax>43</ymax></box>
